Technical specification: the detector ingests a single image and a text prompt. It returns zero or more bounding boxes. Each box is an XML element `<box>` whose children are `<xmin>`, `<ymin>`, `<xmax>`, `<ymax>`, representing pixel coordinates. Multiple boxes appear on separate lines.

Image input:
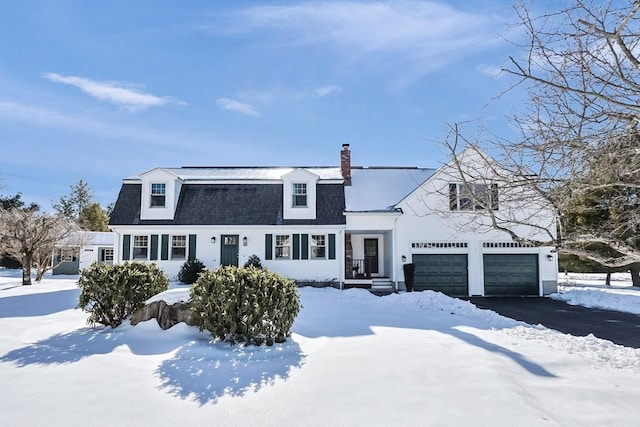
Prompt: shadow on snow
<box><xmin>1</xmin><ymin>323</ymin><xmax>306</xmax><ymax>406</ymax></box>
<box><xmin>155</xmin><ymin>340</ymin><xmax>305</xmax><ymax>406</ymax></box>
<box><xmin>0</xmin><ymin>288</ymin><xmax>80</xmax><ymax>318</ymax></box>
<box><xmin>0</xmin><ymin>324</ymin><xmax>187</xmax><ymax>366</ymax></box>
<box><xmin>293</xmin><ymin>288</ymin><xmax>556</xmax><ymax>378</ymax></box>
<box><xmin>1</xmin><ymin>287</ymin><xmax>553</xmax><ymax>407</ymax></box>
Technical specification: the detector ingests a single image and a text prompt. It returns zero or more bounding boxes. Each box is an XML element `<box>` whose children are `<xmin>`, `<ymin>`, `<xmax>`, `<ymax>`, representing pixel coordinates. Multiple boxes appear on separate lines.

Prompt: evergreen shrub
<box><xmin>177</xmin><ymin>258</ymin><xmax>206</xmax><ymax>284</ymax></box>
<box><xmin>243</xmin><ymin>254</ymin><xmax>263</xmax><ymax>269</ymax></box>
<box><xmin>77</xmin><ymin>261</ymin><xmax>169</xmax><ymax>328</ymax></box>
<box><xmin>190</xmin><ymin>266</ymin><xmax>301</xmax><ymax>345</ymax></box>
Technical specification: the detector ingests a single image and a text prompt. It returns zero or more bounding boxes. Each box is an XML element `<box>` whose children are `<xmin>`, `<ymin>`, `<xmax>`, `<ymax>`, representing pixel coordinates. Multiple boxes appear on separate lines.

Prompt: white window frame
<box><xmin>171</xmin><ymin>235</ymin><xmax>186</xmax><ymax>260</ymax></box>
<box><xmin>275</xmin><ymin>235</ymin><xmax>291</xmax><ymax>259</ymax></box>
<box><xmin>292</xmin><ymin>183</ymin><xmax>307</xmax><ymax>208</ymax></box>
<box><xmin>150</xmin><ymin>183</ymin><xmax>166</xmax><ymax>208</ymax></box>
<box><xmin>133</xmin><ymin>235</ymin><xmax>149</xmax><ymax>260</ymax></box>
<box><xmin>103</xmin><ymin>248</ymin><xmax>114</xmax><ymax>262</ymax></box>
<box><xmin>450</xmin><ymin>183</ymin><xmax>498</xmax><ymax>211</ymax></box>
<box><xmin>311</xmin><ymin>234</ymin><xmax>326</xmax><ymax>259</ymax></box>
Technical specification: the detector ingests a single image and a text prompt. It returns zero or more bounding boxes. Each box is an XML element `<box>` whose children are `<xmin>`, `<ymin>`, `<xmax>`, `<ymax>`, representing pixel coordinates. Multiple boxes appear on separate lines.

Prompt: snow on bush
<box><xmin>190</xmin><ymin>266</ymin><xmax>301</xmax><ymax>346</ymax></box>
<box><xmin>77</xmin><ymin>261</ymin><xmax>169</xmax><ymax>327</ymax></box>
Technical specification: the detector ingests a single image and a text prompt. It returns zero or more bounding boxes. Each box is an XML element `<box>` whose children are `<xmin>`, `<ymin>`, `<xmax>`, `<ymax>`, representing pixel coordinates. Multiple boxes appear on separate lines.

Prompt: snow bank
<box><xmin>1</xmin><ymin>272</ymin><xmax>639</xmax><ymax>426</ymax></box>
<box><xmin>552</xmin><ymin>272</ymin><xmax>640</xmax><ymax>314</ymax></box>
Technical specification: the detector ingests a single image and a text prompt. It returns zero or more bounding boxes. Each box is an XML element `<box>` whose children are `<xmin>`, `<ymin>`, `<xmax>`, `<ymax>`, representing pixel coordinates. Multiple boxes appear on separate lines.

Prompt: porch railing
<box><xmin>346</xmin><ymin>257</ymin><xmax>376</xmax><ymax>279</ymax></box>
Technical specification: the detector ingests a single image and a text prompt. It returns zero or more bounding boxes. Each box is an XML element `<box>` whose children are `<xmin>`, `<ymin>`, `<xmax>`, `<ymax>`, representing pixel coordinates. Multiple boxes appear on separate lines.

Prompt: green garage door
<box><xmin>483</xmin><ymin>254</ymin><xmax>539</xmax><ymax>296</ymax></box>
<box><xmin>412</xmin><ymin>254</ymin><xmax>468</xmax><ymax>296</ymax></box>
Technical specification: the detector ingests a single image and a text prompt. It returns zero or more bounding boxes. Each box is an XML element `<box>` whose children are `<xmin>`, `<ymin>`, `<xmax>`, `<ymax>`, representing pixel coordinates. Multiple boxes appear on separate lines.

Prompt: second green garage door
<box><xmin>412</xmin><ymin>254</ymin><xmax>468</xmax><ymax>296</ymax></box>
<box><xmin>483</xmin><ymin>254</ymin><xmax>539</xmax><ymax>296</ymax></box>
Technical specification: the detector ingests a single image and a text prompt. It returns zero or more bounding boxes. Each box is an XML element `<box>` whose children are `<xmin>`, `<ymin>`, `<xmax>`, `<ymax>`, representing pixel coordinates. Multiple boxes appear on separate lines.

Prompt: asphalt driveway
<box><xmin>466</xmin><ymin>297</ymin><xmax>640</xmax><ymax>349</ymax></box>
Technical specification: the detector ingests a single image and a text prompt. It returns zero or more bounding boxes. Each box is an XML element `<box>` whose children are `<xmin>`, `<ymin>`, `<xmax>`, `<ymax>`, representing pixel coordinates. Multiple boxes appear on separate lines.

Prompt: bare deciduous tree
<box><xmin>0</xmin><ymin>208</ymin><xmax>74</xmax><ymax>285</ymax></box>
<box><xmin>442</xmin><ymin>1</ymin><xmax>639</xmax><ymax>283</ymax></box>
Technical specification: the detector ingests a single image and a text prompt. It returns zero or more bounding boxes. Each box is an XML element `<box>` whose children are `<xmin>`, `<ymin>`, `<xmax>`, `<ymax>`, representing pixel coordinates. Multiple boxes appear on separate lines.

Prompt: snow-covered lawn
<box><xmin>1</xmin><ymin>270</ymin><xmax>639</xmax><ymax>427</ymax></box>
<box><xmin>552</xmin><ymin>272</ymin><xmax>640</xmax><ymax>314</ymax></box>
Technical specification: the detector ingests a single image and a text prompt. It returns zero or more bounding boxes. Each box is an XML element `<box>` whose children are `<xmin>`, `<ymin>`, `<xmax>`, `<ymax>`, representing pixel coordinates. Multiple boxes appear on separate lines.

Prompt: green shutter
<box><xmin>328</xmin><ymin>233</ymin><xmax>336</xmax><ymax>259</ymax></box>
<box><xmin>122</xmin><ymin>234</ymin><xmax>131</xmax><ymax>261</ymax></box>
<box><xmin>293</xmin><ymin>234</ymin><xmax>300</xmax><ymax>260</ymax></box>
<box><xmin>161</xmin><ymin>234</ymin><xmax>169</xmax><ymax>260</ymax></box>
<box><xmin>188</xmin><ymin>234</ymin><xmax>197</xmax><ymax>261</ymax></box>
<box><xmin>301</xmin><ymin>234</ymin><xmax>309</xmax><ymax>259</ymax></box>
<box><xmin>150</xmin><ymin>235</ymin><xmax>159</xmax><ymax>260</ymax></box>
<box><xmin>265</xmin><ymin>234</ymin><xmax>273</xmax><ymax>260</ymax></box>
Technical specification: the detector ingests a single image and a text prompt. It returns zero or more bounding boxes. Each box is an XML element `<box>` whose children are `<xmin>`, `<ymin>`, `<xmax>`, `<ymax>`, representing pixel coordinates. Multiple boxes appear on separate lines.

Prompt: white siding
<box><xmin>110</xmin><ymin>225</ymin><xmax>344</xmax><ymax>282</ymax></box>
<box><xmin>282</xmin><ymin>168</ymin><xmax>319</xmax><ymax>220</ymax></box>
<box><xmin>389</xmin><ymin>150</ymin><xmax>558</xmax><ymax>295</ymax></box>
<box><xmin>139</xmin><ymin>169</ymin><xmax>181</xmax><ymax>220</ymax></box>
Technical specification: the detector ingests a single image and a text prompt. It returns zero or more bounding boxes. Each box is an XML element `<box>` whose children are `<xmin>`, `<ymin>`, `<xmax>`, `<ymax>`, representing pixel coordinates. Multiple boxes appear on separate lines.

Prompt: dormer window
<box><xmin>292</xmin><ymin>183</ymin><xmax>307</xmax><ymax>207</ymax></box>
<box><xmin>150</xmin><ymin>183</ymin><xmax>166</xmax><ymax>207</ymax></box>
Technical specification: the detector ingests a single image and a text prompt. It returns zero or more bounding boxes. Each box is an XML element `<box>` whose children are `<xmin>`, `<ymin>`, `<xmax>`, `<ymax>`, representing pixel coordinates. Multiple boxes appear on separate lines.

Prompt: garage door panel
<box><xmin>412</xmin><ymin>254</ymin><xmax>468</xmax><ymax>296</ymax></box>
<box><xmin>483</xmin><ymin>254</ymin><xmax>538</xmax><ymax>296</ymax></box>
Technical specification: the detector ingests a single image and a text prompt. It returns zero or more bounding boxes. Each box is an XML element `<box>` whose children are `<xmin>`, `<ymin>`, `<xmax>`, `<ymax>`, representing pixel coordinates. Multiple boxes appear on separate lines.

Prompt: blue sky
<box><xmin>0</xmin><ymin>0</ymin><xmax>530</xmax><ymax>211</ymax></box>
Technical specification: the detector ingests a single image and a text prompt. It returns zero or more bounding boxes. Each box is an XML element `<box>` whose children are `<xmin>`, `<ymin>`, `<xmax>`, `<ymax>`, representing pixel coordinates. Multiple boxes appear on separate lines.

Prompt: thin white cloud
<box><xmin>238</xmin><ymin>85</ymin><xmax>342</xmax><ymax>104</ymax></box>
<box><xmin>43</xmin><ymin>73</ymin><xmax>183</xmax><ymax>111</ymax></box>
<box><xmin>314</xmin><ymin>85</ymin><xmax>342</xmax><ymax>97</ymax></box>
<box><xmin>0</xmin><ymin>101</ymin><xmax>191</xmax><ymax>146</ymax></box>
<box><xmin>219</xmin><ymin>2</ymin><xmax>503</xmax><ymax>86</ymax></box>
<box><xmin>216</xmin><ymin>98</ymin><xmax>261</xmax><ymax>117</ymax></box>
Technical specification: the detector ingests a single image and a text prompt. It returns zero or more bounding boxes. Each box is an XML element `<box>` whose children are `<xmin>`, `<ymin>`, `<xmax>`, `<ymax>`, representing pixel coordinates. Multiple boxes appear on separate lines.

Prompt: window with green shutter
<box><xmin>188</xmin><ymin>234</ymin><xmax>197</xmax><ymax>261</ymax></box>
<box><xmin>301</xmin><ymin>234</ymin><xmax>309</xmax><ymax>259</ymax></box>
<box><xmin>328</xmin><ymin>233</ymin><xmax>336</xmax><ymax>259</ymax></box>
<box><xmin>293</xmin><ymin>234</ymin><xmax>300</xmax><ymax>259</ymax></box>
<box><xmin>150</xmin><ymin>235</ymin><xmax>159</xmax><ymax>261</ymax></box>
<box><xmin>161</xmin><ymin>234</ymin><xmax>169</xmax><ymax>260</ymax></box>
<box><xmin>122</xmin><ymin>234</ymin><xmax>131</xmax><ymax>261</ymax></box>
<box><xmin>265</xmin><ymin>234</ymin><xmax>273</xmax><ymax>260</ymax></box>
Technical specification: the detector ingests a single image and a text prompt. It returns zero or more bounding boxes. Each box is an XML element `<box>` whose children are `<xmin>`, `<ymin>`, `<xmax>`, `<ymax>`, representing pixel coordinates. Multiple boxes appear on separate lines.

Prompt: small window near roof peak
<box><xmin>292</xmin><ymin>183</ymin><xmax>307</xmax><ymax>207</ymax></box>
<box><xmin>150</xmin><ymin>183</ymin><xmax>166</xmax><ymax>207</ymax></box>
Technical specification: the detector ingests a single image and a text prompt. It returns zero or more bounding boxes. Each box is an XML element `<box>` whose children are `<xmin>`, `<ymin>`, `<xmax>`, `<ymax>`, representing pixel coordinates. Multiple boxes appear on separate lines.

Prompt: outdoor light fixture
<box><xmin>211</xmin><ymin>236</ymin><xmax>216</xmax><ymax>244</ymax></box>
<box><xmin>401</xmin><ymin>255</ymin><xmax>407</xmax><ymax>262</ymax></box>
<box><xmin>546</xmin><ymin>254</ymin><xmax>554</xmax><ymax>261</ymax></box>
<box><xmin>243</xmin><ymin>237</ymin><xmax>248</xmax><ymax>246</ymax></box>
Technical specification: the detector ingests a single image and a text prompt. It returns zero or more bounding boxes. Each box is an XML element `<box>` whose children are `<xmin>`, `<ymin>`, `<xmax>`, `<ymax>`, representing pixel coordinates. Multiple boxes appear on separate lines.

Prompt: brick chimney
<box><xmin>341</xmin><ymin>143</ymin><xmax>351</xmax><ymax>185</ymax></box>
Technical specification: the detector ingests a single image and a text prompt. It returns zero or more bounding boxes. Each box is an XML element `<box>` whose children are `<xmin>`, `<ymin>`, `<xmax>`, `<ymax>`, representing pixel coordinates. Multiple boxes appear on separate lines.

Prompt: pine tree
<box><xmin>78</xmin><ymin>203</ymin><xmax>110</xmax><ymax>232</ymax></box>
<box><xmin>53</xmin><ymin>179</ymin><xmax>95</xmax><ymax>221</ymax></box>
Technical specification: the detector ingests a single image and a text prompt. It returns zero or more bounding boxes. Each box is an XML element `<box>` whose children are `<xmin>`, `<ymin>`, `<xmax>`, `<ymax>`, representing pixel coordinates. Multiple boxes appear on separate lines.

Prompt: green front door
<box><xmin>483</xmin><ymin>254</ymin><xmax>539</xmax><ymax>296</ymax></box>
<box><xmin>221</xmin><ymin>235</ymin><xmax>239</xmax><ymax>267</ymax></box>
<box><xmin>412</xmin><ymin>254</ymin><xmax>468</xmax><ymax>296</ymax></box>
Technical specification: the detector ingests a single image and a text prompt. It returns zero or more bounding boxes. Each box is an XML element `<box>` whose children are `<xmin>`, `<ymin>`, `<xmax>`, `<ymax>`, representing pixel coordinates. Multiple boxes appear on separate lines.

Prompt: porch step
<box><xmin>371</xmin><ymin>277</ymin><xmax>394</xmax><ymax>290</ymax></box>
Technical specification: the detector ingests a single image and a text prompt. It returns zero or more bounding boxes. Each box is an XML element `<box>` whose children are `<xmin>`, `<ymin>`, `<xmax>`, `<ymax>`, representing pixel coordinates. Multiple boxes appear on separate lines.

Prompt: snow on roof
<box><xmin>127</xmin><ymin>167</ymin><xmax>343</xmax><ymax>181</ymax></box>
<box><xmin>56</xmin><ymin>231</ymin><xmax>115</xmax><ymax>247</ymax></box>
<box><xmin>344</xmin><ymin>167</ymin><xmax>436</xmax><ymax>211</ymax></box>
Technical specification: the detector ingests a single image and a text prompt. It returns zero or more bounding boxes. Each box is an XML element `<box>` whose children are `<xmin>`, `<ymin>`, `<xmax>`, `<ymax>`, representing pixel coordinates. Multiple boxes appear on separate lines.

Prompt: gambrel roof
<box><xmin>109</xmin><ymin>183</ymin><xmax>346</xmax><ymax>226</ymax></box>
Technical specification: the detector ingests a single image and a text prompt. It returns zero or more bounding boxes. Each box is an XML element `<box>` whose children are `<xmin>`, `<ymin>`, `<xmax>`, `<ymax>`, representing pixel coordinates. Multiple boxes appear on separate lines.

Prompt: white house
<box><xmin>108</xmin><ymin>145</ymin><xmax>558</xmax><ymax>296</ymax></box>
<box><xmin>52</xmin><ymin>231</ymin><xmax>115</xmax><ymax>275</ymax></box>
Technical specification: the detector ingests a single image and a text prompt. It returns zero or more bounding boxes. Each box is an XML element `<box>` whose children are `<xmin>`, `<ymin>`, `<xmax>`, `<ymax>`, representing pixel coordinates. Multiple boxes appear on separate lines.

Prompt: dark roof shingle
<box><xmin>109</xmin><ymin>183</ymin><xmax>346</xmax><ymax>226</ymax></box>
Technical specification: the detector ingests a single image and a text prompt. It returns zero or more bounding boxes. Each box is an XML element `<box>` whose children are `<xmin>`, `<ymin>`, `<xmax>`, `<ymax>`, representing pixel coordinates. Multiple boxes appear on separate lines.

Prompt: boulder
<box><xmin>131</xmin><ymin>300</ymin><xmax>196</xmax><ymax>330</ymax></box>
